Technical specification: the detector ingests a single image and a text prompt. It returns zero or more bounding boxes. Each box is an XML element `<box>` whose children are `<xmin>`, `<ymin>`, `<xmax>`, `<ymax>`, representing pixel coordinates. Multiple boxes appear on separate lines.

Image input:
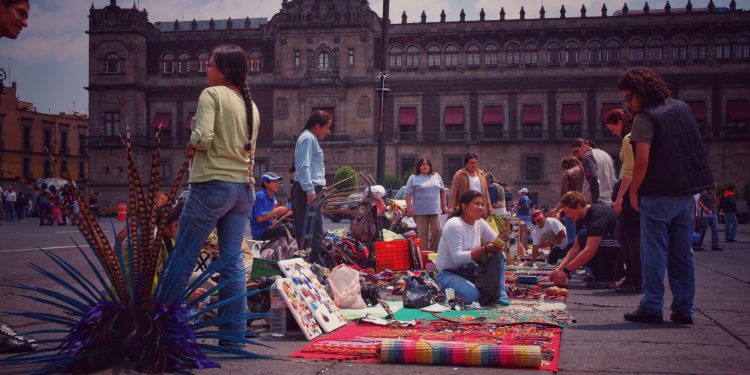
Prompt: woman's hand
<box><xmin>614</xmin><ymin>196</ymin><xmax>623</xmax><ymax>214</ymax></box>
<box><xmin>184</xmin><ymin>142</ymin><xmax>195</xmax><ymax>157</ymax></box>
<box><xmin>551</xmin><ymin>268</ymin><xmax>568</xmax><ymax>286</ymax></box>
<box><xmin>406</xmin><ymin>207</ymin><xmax>414</xmax><ymax>217</ymax></box>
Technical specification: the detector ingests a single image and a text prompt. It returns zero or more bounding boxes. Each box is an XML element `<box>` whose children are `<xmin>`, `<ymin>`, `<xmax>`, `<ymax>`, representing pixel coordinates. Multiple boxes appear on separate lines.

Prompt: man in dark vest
<box><xmin>619</xmin><ymin>67</ymin><xmax>714</xmax><ymax>325</ymax></box>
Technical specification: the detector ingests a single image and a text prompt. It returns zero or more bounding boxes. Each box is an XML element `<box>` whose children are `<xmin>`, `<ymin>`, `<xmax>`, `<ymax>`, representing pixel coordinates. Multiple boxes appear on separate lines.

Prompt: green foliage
<box><xmin>401</xmin><ymin>169</ymin><xmax>413</xmax><ymax>185</ymax></box>
<box><xmin>333</xmin><ymin>165</ymin><xmax>358</xmax><ymax>191</ymax></box>
<box><xmin>384</xmin><ymin>174</ymin><xmax>401</xmax><ymax>190</ymax></box>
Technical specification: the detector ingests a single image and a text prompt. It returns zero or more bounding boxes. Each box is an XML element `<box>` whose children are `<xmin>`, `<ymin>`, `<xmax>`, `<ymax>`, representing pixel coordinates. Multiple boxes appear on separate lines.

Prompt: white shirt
<box><xmin>531</xmin><ymin>217</ymin><xmax>567</xmax><ymax>249</ymax></box>
<box><xmin>468</xmin><ymin>175</ymin><xmax>482</xmax><ymax>193</ymax></box>
<box><xmin>436</xmin><ymin>216</ymin><xmax>497</xmax><ymax>271</ymax></box>
<box><xmin>592</xmin><ymin>148</ymin><xmax>616</xmax><ymax>205</ymax></box>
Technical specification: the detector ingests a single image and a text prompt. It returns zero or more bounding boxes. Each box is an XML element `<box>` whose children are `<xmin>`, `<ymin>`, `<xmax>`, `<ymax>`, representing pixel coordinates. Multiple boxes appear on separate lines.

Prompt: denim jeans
<box><xmin>161</xmin><ymin>180</ymin><xmax>253</xmax><ymax>337</ymax></box>
<box><xmin>437</xmin><ymin>256</ymin><xmax>508</xmax><ymax>305</ymax></box>
<box><xmin>639</xmin><ymin>195</ymin><xmax>696</xmax><ymax>317</ymax></box>
<box><xmin>724</xmin><ymin>212</ymin><xmax>737</xmax><ymax>241</ymax></box>
<box><xmin>698</xmin><ymin>213</ymin><xmax>719</xmax><ymax>248</ymax></box>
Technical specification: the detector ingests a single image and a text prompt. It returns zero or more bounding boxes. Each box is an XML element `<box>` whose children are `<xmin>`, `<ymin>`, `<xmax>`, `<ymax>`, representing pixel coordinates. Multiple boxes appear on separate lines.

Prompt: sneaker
<box><xmin>0</xmin><ymin>321</ymin><xmax>38</xmax><ymax>354</ymax></box>
<box><xmin>711</xmin><ymin>246</ymin><xmax>723</xmax><ymax>251</ymax></box>
<box><xmin>669</xmin><ymin>311</ymin><xmax>694</xmax><ymax>325</ymax></box>
<box><xmin>624</xmin><ymin>308</ymin><xmax>663</xmax><ymax>324</ymax></box>
<box><xmin>614</xmin><ymin>282</ymin><xmax>631</xmax><ymax>293</ymax></box>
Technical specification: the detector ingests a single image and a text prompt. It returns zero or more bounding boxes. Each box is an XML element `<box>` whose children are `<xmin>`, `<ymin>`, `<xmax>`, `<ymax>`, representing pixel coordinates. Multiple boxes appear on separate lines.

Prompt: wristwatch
<box><xmin>562</xmin><ymin>267</ymin><xmax>572</xmax><ymax>276</ymax></box>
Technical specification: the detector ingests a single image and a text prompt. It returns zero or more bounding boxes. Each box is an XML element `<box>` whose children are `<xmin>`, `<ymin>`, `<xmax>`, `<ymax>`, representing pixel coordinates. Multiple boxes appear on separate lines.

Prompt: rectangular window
<box><xmin>524</xmin><ymin>51</ymin><xmax>538</xmax><ymax>65</ymax></box>
<box><xmin>44</xmin><ymin>159</ymin><xmax>51</xmax><ymax>178</ymax></box>
<box><xmin>521</xmin><ymin>105</ymin><xmax>543</xmax><ymax>139</ymax></box>
<box><xmin>648</xmin><ymin>47</ymin><xmax>662</xmax><ymax>63</ymax></box>
<box><xmin>445</xmin><ymin>156</ymin><xmax>463</xmax><ymax>186</ymax></box>
<box><xmin>151</xmin><ymin>113</ymin><xmax>172</xmax><ymax>136</ymax></box>
<box><xmin>686</xmin><ymin>101</ymin><xmax>708</xmax><ymax>136</ymax></box>
<box><xmin>104</xmin><ymin>111</ymin><xmax>120</xmax><ymax>136</ymax></box>
<box><xmin>294</xmin><ymin>50</ymin><xmax>301</xmax><ymax>67</ymax></box>
<box><xmin>398</xmin><ymin>107</ymin><xmax>417</xmax><ymax>141</ymax></box>
<box><xmin>548</xmin><ymin>50</ymin><xmax>561</xmax><ymax>65</ymax></box>
<box><xmin>22</xmin><ymin>158</ymin><xmax>31</xmax><ymax>179</ymax></box>
<box><xmin>629</xmin><ymin>48</ymin><xmax>644</xmax><ymax>63</ymax></box>
<box><xmin>673</xmin><ymin>46</ymin><xmax>687</xmax><ymax>61</ymax></box>
<box><xmin>254</xmin><ymin>158</ymin><xmax>268</xmax><ymax>186</ymax></box>
<box><xmin>348</xmin><ymin>48</ymin><xmax>355</xmax><ymax>66</ymax></box>
<box><xmin>22</xmin><ymin>123</ymin><xmax>32</xmax><ymax>151</ymax></box>
<box><xmin>0</xmin><ymin>114</ymin><xmax>4</xmax><ymax>148</ymax></box>
<box><xmin>60</xmin><ymin>128</ymin><xmax>69</xmax><ymax>155</ymax></box>
<box><xmin>507</xmin><ymin>51</ymin><xmax>520</xmax><ymax>66</ymax></box>
<box><xmin>79</xmin><ymin>134</ymin><xmax>86</xmax><ymax>155</ymax></box>
<box><xmin>482</xmin><ymin>105</ymin><xmax>503</xmax><ymax>139</ymax></box>
<box><xmin>44</xmin><ymin>128</ymin><xmax>52</xmax><ymax>153</ymax></box>
<box><xmin>79</xmin><ymin>161</ymin><xmax>86</xmax><ymax>179</ymax></box>
<box><xmin>524</xmin><ymin>155</ymin><xmax>542</xmax><ymax>182</ymax></box>
<box><xmin>562</xmin><ymin>104</ymin><xmax>583</xmax><ymax>138</ymax></box>
<box><xmin>61</xmin><ymin>160</ymin><xmax>68</xmax><ymax>175</ymax></box>
<box><xmin>716</xmin><ymin>45</ymin><xmax>731</xmax><ymax>60</ymax></box>
<box><xmin>400</xmin><ymin>157</ymin><xmax>417</xmax><ymax>178</ymax></box>
<box><xmin>726</xmin><ymin>99</ymin><xmax>749</xmax><ymax>137</ymax></box>
<box><xmin>692</xmin><ymin>46</ymin><xmax>706</xmax><ymax>61</ymax></box>
<box><xmin>443</xmin><ymin>106</ymin><xmax>465</xmax><ymax>140</ymax></box>
<box><xmin>589</xmin><ymin>49</ymin><xmax>601</xmax><ymax>63</ymax></box>
<box><xmin>159</xmin><ymin>159</ymin><xmax>171</xmax><ymax>180</ymax></box>
<box><xmin>484</xmin><ymin>51</ymin><xmax>497</xmax><ymax>65</ymax></box>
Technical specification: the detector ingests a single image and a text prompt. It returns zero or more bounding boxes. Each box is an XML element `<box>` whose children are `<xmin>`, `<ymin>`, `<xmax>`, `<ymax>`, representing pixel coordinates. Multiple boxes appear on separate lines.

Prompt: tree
<box><xmin>333</xmin><ymin>165</ymin><xmax>358</xmax><ymax>191</ymax></box>
<box><xmin>383</xmin><ymin>174</ymin><xmax>400</xmax><ymax>190</ymax></box>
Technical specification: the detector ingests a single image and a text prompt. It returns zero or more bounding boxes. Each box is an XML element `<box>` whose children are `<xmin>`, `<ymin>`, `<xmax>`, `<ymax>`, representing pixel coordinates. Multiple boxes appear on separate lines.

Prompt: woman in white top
<box><xmin>405</xmin><ymin>158</ymin><xmax>448</xmax><ymax>252</ymax></box>
<box><xmin>448</xmin><ymin>153</ymin><xmax>492</xmax><ymax>217</ymax></box>
<box><xmin>436</xmin><ymin>190</ymin><xmax>509</xmax><ymax>305</ymax></box>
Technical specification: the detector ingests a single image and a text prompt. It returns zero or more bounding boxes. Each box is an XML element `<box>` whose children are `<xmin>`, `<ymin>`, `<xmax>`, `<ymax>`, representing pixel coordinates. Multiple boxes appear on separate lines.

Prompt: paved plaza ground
<box><xmin>1</xmin><ymin>218</ymin><xmax>748</xmax><ymax>374</ymax></box>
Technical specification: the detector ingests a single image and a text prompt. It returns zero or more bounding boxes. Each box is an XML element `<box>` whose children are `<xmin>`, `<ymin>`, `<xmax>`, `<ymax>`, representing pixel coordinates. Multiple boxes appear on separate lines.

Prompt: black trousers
<box><xmin>615</xmin><ymin>206</ymin><xmax>642</xmax><ymax>287</ymax></box>
<box><xmin>291</xmin><ymin>183</ymin><xmax>324</xmax><ymax>255</ymax></box>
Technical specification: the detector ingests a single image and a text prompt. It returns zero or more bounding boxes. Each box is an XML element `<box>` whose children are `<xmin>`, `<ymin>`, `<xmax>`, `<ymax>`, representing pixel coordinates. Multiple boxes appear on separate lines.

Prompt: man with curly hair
<box><xmin>619</xmin><ymin>67</ymin><xmax>714</xmax><ymax>325</ymax></box>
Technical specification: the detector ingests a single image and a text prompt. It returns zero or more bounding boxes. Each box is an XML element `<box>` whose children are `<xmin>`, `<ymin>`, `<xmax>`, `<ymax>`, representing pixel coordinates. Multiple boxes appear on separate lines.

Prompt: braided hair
<box><xmin>211</xmin><ymin>44</ymin><xmax>255</xmax><ymax>152</ymax></box>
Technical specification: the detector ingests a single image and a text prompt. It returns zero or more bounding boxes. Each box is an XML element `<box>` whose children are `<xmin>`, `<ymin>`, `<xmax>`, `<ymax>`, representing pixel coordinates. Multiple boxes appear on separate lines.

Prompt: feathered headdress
<box><xmin>1</xmin><ymin>129</ymin><xmax>266</xmax><ymax>373</ymax></box>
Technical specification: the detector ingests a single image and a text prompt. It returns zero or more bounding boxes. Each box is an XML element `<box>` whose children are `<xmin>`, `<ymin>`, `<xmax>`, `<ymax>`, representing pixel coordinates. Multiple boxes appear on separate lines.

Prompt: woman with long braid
<box><xmin>160</xmin><ymin>44</ymin><xmax>259</xmax><ymax>346</ymax></box>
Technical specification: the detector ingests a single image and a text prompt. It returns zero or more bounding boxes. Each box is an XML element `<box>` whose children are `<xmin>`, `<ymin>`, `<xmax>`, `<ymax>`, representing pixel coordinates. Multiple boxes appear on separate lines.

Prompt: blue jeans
<box><xmin>437</xmin><ymin>256</ymin><xmax>508</xmax><ymax>305</ymax></box>
<box><xmin>698</xmin><ymin>213</ymin><xmax>719</xmax><ymax>248</ymax></box>
<box><xmin>161</xmin><ymin>180</ymin><xmax>253</xmax><ymax>337</ymax></box>
<box><xmin>639</xmin><ymin>195</ymin><xmax>696</xmax><ymax>318</ymax></box>
<box><xmin>724</xmin><ymin>212</ymin><xmax>737</xmax><ymax>241</ymax></box>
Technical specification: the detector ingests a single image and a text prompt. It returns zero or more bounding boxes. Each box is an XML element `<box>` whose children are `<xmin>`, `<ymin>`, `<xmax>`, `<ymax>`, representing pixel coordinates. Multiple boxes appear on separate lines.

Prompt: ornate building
<box><xmin>87</xmin><ymin>0</ymin><xmax>750</xmax><ymax>206</ymax></box>
<box><xmin>0</xmin><ymin>82</ymin><xmax>89</xmax><ymax>190</ymax></box>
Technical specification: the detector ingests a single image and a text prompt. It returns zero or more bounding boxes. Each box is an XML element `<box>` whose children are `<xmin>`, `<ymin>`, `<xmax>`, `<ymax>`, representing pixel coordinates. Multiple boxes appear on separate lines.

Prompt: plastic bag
<box><xmin>328</xmin><ymin>265</ymin><xmax>367</xmax><ymax>309</ymax></box>
<box><xmin>402</xmin><ymin>273</ymin><xmax>443</xmax><ymax>308</ymax></box>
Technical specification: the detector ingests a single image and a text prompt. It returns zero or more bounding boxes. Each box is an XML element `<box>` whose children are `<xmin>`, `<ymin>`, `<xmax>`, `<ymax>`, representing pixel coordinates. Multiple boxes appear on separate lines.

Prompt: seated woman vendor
<box><xmin>436</xmin><ymin>190</ymin><xmax>510</xmax><ymax>306</ymax></box>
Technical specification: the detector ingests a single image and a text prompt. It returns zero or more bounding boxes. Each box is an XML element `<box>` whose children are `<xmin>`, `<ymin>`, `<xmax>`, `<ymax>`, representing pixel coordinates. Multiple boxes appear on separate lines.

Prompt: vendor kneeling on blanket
<box><xmin>436</xmin><ymin>190</ymin><xmax>510</xmax><ymax>306</ymax></box>
<box><xmin>250</xmin><ymin>172</ymin><xmax>293</xmax><ymax>241</ymax></box>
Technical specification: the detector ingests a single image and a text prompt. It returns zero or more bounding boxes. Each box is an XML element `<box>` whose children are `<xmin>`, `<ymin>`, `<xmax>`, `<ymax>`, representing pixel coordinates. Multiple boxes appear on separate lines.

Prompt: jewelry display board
<box><xmin>278</xmin><ymin>258</ymin><xmax>348</xmax><ymax>333</ymax></box>
<box><xmin>276</xmin><ymin>277</ymin><xmax>323</xmax><ymax>340</ymax></box>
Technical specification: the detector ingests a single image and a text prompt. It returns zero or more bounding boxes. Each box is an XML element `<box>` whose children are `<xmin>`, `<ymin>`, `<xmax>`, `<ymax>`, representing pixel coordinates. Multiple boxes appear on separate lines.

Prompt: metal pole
<box><xmin>376</xmin><ymin>0</ymin><xmax>389</xmax><ymax>185</ymax></box>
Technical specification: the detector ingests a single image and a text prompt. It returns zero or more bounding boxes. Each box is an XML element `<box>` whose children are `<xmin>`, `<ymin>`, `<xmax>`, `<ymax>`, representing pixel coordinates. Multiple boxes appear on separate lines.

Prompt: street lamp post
<box><xmin>376</xmin><ymin>0</ymin><xmax>390</xmax><ymax>185</ymax></box>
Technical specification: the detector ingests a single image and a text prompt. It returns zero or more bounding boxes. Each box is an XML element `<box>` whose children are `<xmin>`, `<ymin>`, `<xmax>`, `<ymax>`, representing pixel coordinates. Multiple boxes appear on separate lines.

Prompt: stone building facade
<box><xmin>87</xmin><ymin>0</ymin><xmax>750</xmax><ymax>207</ymax></box>
<box><xmin>0</xmin><ymin>82</ymin><xmax>89</xmax><ymax>191</ymax></box>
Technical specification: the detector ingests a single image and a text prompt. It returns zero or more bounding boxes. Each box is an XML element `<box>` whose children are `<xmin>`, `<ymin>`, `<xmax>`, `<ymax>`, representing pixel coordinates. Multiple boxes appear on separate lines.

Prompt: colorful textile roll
<box><xmin>380</xmin><ymin>339</ymin><xmax>541</xmax><ymax>368</ymax></box>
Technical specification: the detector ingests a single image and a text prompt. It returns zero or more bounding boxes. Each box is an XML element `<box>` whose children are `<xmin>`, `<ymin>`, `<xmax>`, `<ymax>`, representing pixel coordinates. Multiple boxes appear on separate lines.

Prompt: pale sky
<box><xmin>0</xmin><ymin>0</ymin><xmax>746</xmax><ymax>116</ymax></box>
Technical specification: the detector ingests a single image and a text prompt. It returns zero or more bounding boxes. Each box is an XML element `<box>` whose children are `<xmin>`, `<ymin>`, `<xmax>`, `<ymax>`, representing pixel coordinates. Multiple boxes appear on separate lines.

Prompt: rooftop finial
<box><xmin>540</xmin><ymin>5</ymin><xmax>546</xmax><ymax>19</ymax></box>
<box><xmin>520</xmin><ymin>6</ymin><xmax>526</xmax><ymax>20</ymax></box>
<box><xmin>480</xmin><ymin>8</ymin><xmax>485</xmax><ymax>21</ymax></box>
<box><xmin>460</xmin><ymin>9</ymin><xmax>466</xmax><ymax>22</ymax></box>
<box><xmin>420</xmin><ymin>10</ymin><xmax>426</xmax><ymax>23</ymax></box>
<box><xmin>602</xmin><ymin>3</ymin><xmax>608</xmax><ymax>17</ymax></box>
<box><xmin>440</xmin><ymin>9</ymin><xmax>446</xmax><ymax>22</ymax></box>
<box><xmin>665</xmin><ymin>1</ymin><xmax>671</xmax><ymax>14</ymax></box>
<box><xmin>730</xmin><ymin>0</ymin><xmax>737</xmax><ymax>11</ymax></box>
<box><xmin>581</xmin><ymin>4</ymin><xmax>587</xmax><ymax>18</ymax></box>
<box><xmin>686</xmin><ymin>0</ymin><xmax>693</xmax><ymax>13</ymax></box>
<box><xmin>401</xmin><ymin>11</ymin><xmax>407</xmax><ymax>24</ymax></box>
<box><xmin>643</xmin><ymin>2</ymin><xmax>650</xmax><ymax>15</ymax></box>
<box><xmin>622</xmin><ymin>3</ymin><xmax>629</xmax><ymax>16</ymax></box>
<box><xmin>708</xmin><ymin>0</ymin><xmax>715</xmax><ymax>12</ymax></box>
<box><xmin>500</xmin><ymin>7</ymin><xmax>506</xmax><ymax>20</ymax></box>
<box><xmin>560</xmin><ymin>5</ymin><xmax>566</xmax><ymax>18</ymax></box>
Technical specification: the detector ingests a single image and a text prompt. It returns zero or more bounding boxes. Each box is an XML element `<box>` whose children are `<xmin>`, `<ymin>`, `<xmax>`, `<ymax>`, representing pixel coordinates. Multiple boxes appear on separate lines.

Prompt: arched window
<box><xmin>716</xmin><ymin>36</ymin><xmax>731</xmax><ymax>60</ymax></box>
<box><xmin>105</xmin><ymin>53</ymin><xmax>120</xmax><ymax>73</ymax></box>
<box><xmin>524</xmin><ymin>42</ymin><xmax>538</xmax><ymax>65</ymax></box>
<box><xmin>629</xmin><ymin>39</ymin><xmax>644</xmax><ymax>63</ymax></box>
<box><xmin>466</xmin><ymin>44</ymin><xmax>480</xmax><ymax>66</ymax></box>
<box><xmin>445</xmin><ymin>44</ymin><xmax>459</xmax><ymax>66</ymax></box>
<box><xmin>428</xmin><ymin>45</ymin><xmax>441</xmax><ymax>67</ymax></box>
<box><xmin>162</xmin><ymin>53</ymin><xmax>175</xmax><ymax>73</ymax></box>
<box><xmin>318</xmin><ymin>52</ymin><xmax>330</xmax><ymax>69</ymax></box>
<box><xmin>248</xmin><ymin>51</ymin><xmax>262</xmax><ymax>72</ymax></box>
<box><xmin>389</xmin><ymin>46</ymin><xmax>402</xmax><ymax>68</ymax></box>
<box><xmin>692</xmin><ymin>37</ymin><xmax>706</xmax><ymax>61</ymax></box>
<box><xmin>737</xmin><ymin>36</ymin><xmax>750</xmax><ymax>59</ymax></box>
<box><xmin>672</xmin><ymin>37</ymin><xmax>687</xmax><ymax>62</ymax></box>
<box><xmin>547</xmin><ymin>41</ymin><xmax>561</xmax><ymax>65</ymax></box>
<box><xmin>565</xmin><ymin>41</ymin><xmax>579</xmax><ymax>64</ymax></box>
<box><xmin>606</xmin><ymin>40</ymin><xmax>621</xmax><ymax>63</ymax></box>
<box><xmin>588</xmin><ymin>41</ymin><xmax>602</xmax><ymax>63</ymax></box>
<box><xmin>506</xmin><ymin>43</ymin><xmax>520</xmax><ymax>65</ymax></box>
<box><xmin>484</xmin><ymin>43</ymin><xmax>498</xmax><ymax>65</ymax></box>
<box><xmin>406</xmin><ymin>46</ymin><xmax>419</xmax><ymax>67</ymax></box>
<box><xmin>647</xmin><ymin>39</ymin><xmax>663</xmax><ymax>63</ymax></box>
<box><xmin>198</xmin><ymin>51</ymin><xmax>210</xmax><ymax>72</ymax></box>
<box><xmin>178</xmin><ymin>52</ymin><xmax>190</xmax><ymax>73</ymax></box>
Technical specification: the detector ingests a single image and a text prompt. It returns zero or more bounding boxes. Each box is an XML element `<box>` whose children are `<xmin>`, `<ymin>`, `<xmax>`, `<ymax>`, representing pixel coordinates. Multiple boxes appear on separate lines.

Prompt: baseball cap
<box><xmin>518</xmin><ymin>187</ymin><xmax>529</xmax><ymax>194</ymax></box>
<box><xmin>531</xmin><ymin>210</ymin><xmax>544</xmax><ymax>222</ymax></box>
<box><xmin>261</xmin><ymin>172</ymin><xmax>282</xmax><ymax>182</ymax></box>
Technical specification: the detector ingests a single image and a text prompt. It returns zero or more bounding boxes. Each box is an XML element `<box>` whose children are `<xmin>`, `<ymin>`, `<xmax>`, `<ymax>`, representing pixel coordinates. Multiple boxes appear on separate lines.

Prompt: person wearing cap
<box><xmin>250</xmin><ymin>172</ymin><xmax>292</xmax><ymax>242</ymax></box>
<box><xmin>551</xmin><ymin>191</ymin><xmax>623</xmax><ymax>289</ymax></box>
<box><xmin>515</xmin><ymin>188</ymin><xmax>532</xmax><ymax>225</ymax></box>
<box><xmin>529</xmin><ymin>210</ymin><xmax>568</xmax><ymax>265</ymax></box>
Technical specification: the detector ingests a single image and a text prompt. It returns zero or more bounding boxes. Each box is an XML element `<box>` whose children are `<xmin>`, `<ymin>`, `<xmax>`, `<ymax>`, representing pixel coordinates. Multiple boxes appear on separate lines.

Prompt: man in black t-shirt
<box><xmin>551</xmin><ymin>191</ymin><xmax>623</xmax><ymax>288</ymax></box>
